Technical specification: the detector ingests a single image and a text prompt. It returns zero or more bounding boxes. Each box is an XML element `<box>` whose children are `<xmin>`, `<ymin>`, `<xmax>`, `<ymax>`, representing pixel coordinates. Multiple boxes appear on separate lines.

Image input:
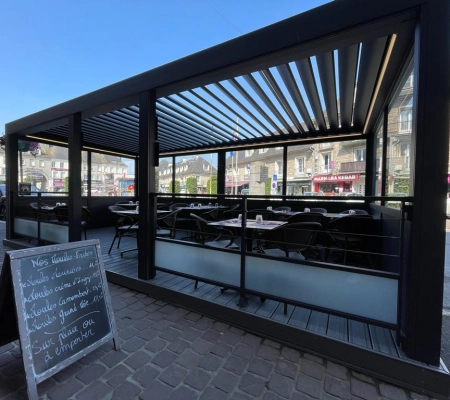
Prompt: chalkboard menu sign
<box><xmin>1</xmin><ymin>239</ymin><xmax>119</xmax><ymax>400</ymax></box>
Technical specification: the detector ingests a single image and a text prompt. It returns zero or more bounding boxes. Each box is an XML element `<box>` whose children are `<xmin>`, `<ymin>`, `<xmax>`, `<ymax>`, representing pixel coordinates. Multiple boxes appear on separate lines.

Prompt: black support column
<box><xmin>405</xmin><ymin>0</ymin><xmax>450</xmax><ymax>365</ymax></box>
<box><xmin>217</xmin><ymin>150</ymin><xmax>226</xmax><ymax>196</ymax></box>
<box><xmin>138</xmin><ymin>90</ymin><xmax>157</xmax><ymax>280</ymax></box>
<box><xmin>68</xmin><ymin>113</ymin><xmax>83</xmax><ymax>242</ymax></box>
<box><xmin>5</xmin><ymin>133</ymin><xmax>19</xmax><ymax>240</ymax></box>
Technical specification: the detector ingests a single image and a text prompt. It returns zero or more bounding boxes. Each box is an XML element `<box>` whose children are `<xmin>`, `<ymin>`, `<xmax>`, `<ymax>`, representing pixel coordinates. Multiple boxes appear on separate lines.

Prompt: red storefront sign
<box><xmin>312</xmin><ymin>174</ymin><xmax>360</xmax><ymax>183</ymax></box>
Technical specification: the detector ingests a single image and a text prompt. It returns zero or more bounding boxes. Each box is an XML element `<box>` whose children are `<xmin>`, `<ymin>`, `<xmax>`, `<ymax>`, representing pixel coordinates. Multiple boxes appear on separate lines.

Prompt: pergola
<box><xmin>5</xmin><ymin>0</ymin><xmax>450</xmax><ymax>396</ymax></box>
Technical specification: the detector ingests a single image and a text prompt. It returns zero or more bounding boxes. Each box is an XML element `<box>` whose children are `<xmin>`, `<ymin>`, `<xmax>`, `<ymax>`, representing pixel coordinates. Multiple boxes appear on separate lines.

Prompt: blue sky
<box><xmin>1</xmin><ymin>0</ymin><xmax>330</xmax><ymax>134</ymax></box>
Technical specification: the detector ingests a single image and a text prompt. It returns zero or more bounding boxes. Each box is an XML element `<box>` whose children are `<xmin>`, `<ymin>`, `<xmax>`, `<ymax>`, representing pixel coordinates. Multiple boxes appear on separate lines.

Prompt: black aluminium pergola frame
<box><xmin>4</xmin><ymin>0</ymin><xmax>450</xmax><ymax>377</ymax></box>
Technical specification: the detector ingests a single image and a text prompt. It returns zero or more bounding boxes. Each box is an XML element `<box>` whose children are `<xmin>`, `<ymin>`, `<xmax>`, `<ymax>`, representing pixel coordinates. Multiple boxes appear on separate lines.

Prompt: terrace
<box><xmin>3</xmin><ymin>0</ymin><xmax>449</xmax><ymax>398</ymax></box>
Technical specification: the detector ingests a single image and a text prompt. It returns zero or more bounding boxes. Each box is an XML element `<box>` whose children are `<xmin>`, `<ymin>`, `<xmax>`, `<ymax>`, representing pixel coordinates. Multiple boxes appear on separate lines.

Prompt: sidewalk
<box><xmin>0</xmin><ymin>223</ymin><xmax>438</xmax><ymax>399</ymax></box>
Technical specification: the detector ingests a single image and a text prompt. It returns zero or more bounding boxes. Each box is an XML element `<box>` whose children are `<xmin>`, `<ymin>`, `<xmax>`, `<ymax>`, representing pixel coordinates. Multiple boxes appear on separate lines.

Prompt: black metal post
<box><xmin>68</xmin><ymin>112</ymin><xmax>82</xmax><ymax>242</ymax></box>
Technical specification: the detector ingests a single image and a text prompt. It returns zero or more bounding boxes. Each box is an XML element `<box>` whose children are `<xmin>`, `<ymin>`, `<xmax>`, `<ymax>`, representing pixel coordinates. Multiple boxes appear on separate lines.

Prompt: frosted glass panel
<box><xmin>155</xmin><ymin>241</ymin><xmax>240</xmax><ymax>288</ymax></box>
<box><xmin>14</xmin><ymin>218</ymin><xmax>69</xmax><ymax>243</ymax></box>
<box><xmin>246</xmin><ymin>256</ymin><xmax>397</xmax><ymax>324</ymax></box>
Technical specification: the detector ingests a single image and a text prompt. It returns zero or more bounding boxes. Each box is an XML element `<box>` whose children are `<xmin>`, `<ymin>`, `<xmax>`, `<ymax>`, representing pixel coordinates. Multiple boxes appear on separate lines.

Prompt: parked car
<box><xmin>339</xmin><ymin>192</ymin><xmax>364</xmax><ymax>197</ymax></box>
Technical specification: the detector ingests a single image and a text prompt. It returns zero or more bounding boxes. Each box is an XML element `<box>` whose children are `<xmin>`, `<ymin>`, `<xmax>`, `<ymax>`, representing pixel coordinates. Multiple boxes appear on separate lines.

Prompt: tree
<box><xmin>206</xmin><ymin>175</ymin><xmax>217</xmax><ymax>194</ymax></box>
<box><xmin>265</xmin><ymin>178</ymin><xmax>271</xmax><ymax>195</ymax></box>
<box><xmin>169</xmin><ymin>180</ymin><xmax>181</xmax><ymax>193</ymax></box>
<box><xmin>186</xmin><ymin>176</ymin><xmax>198</xmax><ymax>194</ymax></box>
<box><xmin>64</xmin><ymin>177</ymin><xmax>69</xmax><ymax>193</ymax></box>
<box><xmin>18</xmin><ymin>140</ymin><xmax>40</xmax><ymax>183</ymax></box>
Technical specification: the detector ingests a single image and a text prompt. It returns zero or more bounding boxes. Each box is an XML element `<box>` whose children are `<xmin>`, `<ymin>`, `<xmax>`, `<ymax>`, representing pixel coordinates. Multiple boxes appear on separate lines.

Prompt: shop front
<box><xmin>285</xmin><ymin>180</ymin><xmax>312</xmax><ymax>195</ymax></box>
<box><xmin>313</xmin><ymin>173</ymin><xmax>361</xmax><ymax>195</ymax></box>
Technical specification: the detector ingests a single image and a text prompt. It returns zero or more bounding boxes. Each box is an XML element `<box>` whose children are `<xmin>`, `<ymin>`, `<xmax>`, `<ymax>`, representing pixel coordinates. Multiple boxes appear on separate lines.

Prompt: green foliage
<box><xmin>265</xmin><ymin>178</ymin><xmax>271</xmax><ymax>195</ymax></box>
<box><xmin>169</xmin><ymin>180</ymin><xmax>181</xmax><ymax>193</ymax></box>
<box><xmin>206</xmin><ymin>175</ymin><xmax>217</xmax><ymax>194</ymax></box>
<box><xmin>186</xmin><ymin>176</ymin><xmax>198</xmax><ymax>194</ymax></box>
<box><xmin>64</xmin><ymin>177</ymin><xmax>69</xmax><ymax>192</ymax></box>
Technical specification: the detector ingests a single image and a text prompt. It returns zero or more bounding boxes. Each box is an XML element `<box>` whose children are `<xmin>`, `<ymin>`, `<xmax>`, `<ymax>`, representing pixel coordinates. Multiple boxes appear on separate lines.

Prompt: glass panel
<box><xmin>174</xmin><ymin>154</ymin><xmax>216</xmax><ymax>194</ymax></box>
<box><xmin>158</xmin><ymin>157</ymin><xmax>173</xmax><ymax>193</ymax></box>
<box><xmin>81</xmin><ymin>151</ymin><xmax>88</xmax><ymax>197</ymax></box>
<box><xmin>226</xmin><ymin>147</ymin><xmax>273</xmax><ymax>195</ymax></box>
<box><xmin>287</xmin><ymin>144</ymin><xmax>314</xmax><ymax>195</ymax></box>
<box><xmin>386</xmin><ymin>69</ymin><xmax>414</xmax><ymax>199</ymax></box>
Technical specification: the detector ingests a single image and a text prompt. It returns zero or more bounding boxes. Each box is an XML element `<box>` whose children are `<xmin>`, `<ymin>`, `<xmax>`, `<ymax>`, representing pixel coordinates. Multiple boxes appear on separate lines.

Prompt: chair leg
<box><xmin>194</xmin><ymin>280</ymin><xmax>199</xmax><ymax>289</ymax></box>
<box><xmin>108</xmin><ymin>235</ymin><xmax>118</xmax><ymax>254</ymax></box>
<box><xmin>284</xmin><ymin>303</ymin><xmax>288</xmax><ymax>315</ymax></box>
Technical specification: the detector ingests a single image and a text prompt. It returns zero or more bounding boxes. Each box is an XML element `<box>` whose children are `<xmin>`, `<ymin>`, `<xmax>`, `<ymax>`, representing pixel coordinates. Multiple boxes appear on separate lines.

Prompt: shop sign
<box><xmin>312</xmin><ymin>174</ymin><xmax>360</xmax><ymax>182</ymax></box>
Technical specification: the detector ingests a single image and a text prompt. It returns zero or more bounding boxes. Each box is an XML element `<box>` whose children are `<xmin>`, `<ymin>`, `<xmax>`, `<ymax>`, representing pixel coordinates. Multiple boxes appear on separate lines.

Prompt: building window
<box><xmin>399</xmin><ymin>108</ymin><xmax>412</xmax><ymax>133</ymax></box>
<box><xmin>53</xmin><ymin>172</ymin><xmax>59</xmax><ymax>178</ymax></box>
<box><xmin>245</xmin><ymin>150</ymin><xmax>254</xmax><ymax>157</ymax></box>
<box><xmin>259</xmin><ymin>148</ymin><xmax>267</xmax><ymax>154</ymax></box>
<box><xmin>401</xmin><ymin>143</ymin><xmax>410</xmax><ymax>170</ymax></box>
<box><xmin>275</xmin><ymin>160</ymin><xmax>283</xmax><ymax>176</ymax></box>
<box><xmin>296</xmin><ymin>157</ymin><xmax>305</xmax><ymax>174</ymax></box>
<box><xmin>354</xmin><ymin>148</ymin><xmax>366</xmax><ymax>162</ymax></box>
<box><xmin>51</xmin><ymin>161</ymin><xmax>56</xmax><ymax>167</ymax></box>
<box><xmin>322</xmin><ymin>153</ymin><xmax>332</xmax><ymax>173</ymax></box>
<box><xmin>39</xmin><ymin>160</ymin><xmax>44</xmax><ymax>167</ymax></box>
<box><xmin>30</xmin><ymin>159</ymin><xmax>35</xmax><ymax>167</ymax></box>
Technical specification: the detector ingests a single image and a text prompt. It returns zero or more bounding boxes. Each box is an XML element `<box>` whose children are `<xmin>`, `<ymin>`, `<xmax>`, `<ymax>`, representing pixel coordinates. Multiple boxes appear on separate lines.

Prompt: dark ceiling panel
<box><xmin>338</xmin><ymin>44</ymin><xmax>359</xmax><ymax>130</ymax></box>
<box><xmin>316</xmin><ymin>51</ymin><xmax>339</xmax><ymax>131</ymax></box>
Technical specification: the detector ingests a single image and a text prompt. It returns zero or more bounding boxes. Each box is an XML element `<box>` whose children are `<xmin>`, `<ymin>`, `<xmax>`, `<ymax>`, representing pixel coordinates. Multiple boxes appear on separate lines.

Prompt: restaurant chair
<box><xmin>286</xmin><ymin>212</ymin><xmax>324</xmax><ymax>224</ymax></box>
<box><xmin>108</xmin><ymin>206</ymin><xmax>138</xmax><ymax>253</ymax></box>
<box><xmin>325</xmin><ymin>214</ymin><xmax>374</xmax><ymax>266</ymax></box>
<box><xmin>30</xmin><ymin>202</ymin><xmax>52</xmax><ymax>220</ymax></box>
<box><xmin>190</xmin><ymin>213</ymin><xmax>239</xmax><ymax>289</ymax></box>
<box><xmin>200</xmin><ymin>208</ymin><xmax>219</xmax><ymax>221</ymax></box>
<box><xmin>54</xmin><ymin>205</ymin><xmax>90</xmax><ymax>240</ymax></box>
<box><xmin>273</xmin><ymin>206</ymin><xmax>291</xmax><ymax>212</ymax></box>
<box><xmin>258</xmin><ymin>222</ymin><xmax>322</xmax><ymax>314</ymax></box>
<box><xmin>221</xmin><ymin>204</ymin><xmax>240</xmax><ymax>219</ymax></box>
<box><xmin>156</xmin><ymin>209</ymin><xmax>181</xmax><ymax>239</ymax></box>
<box><xmin>247</xmin><ymin>209</ymin><xmax>275</xmax><ymax>221</ymax></box>
<box><xmin>169</xmin><ymin>203</ymin><xmax>190</xmax><ymax>211</ymax></box>
<box><xmin>310</xmin><ymin>207</ymin><xmax>327</xmax><ymax>214</ymax></box>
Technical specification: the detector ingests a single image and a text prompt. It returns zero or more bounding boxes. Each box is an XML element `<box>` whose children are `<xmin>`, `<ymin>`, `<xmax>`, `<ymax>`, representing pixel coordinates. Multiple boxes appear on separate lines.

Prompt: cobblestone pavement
<box><xmin>0</xmin><ymin>281</ymin><xmax>438</xmax><ymax>400</ymax></box>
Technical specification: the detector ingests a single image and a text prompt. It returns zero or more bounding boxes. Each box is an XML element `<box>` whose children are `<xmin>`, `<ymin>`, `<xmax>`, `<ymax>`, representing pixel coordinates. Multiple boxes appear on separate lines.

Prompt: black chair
<box><xmin>156</xmin><ymin>209</ymin><xmax>181</xmax><ymax>238</ymax></box>
<box><xmin>273</xmin><ymin>206</ymin><xmax>291</xmax><ymax>212</ymax></box>
<box><xmin>325</xmin><ymin>214</ymin><xmax>374</xmax><ymax>265</ymax></box>
<box><xmin>310</xmin><ymin>207</ymin><xmax>327</xmax><ymax>214</ymax></box>
<box><xmin>258</xmin><ymin>222</ymin><xmax>322</xmax><ymax>314</ymax></box>
<box><xmin>247</xmin><ymin>209</ymin><xmax>275</xmax><ymax>221</ymax></box>
<box><xmin>108</xmin><ymin>206</ymin><xmax>138</xmax><ymax>253</ymax></box>
<box><xmin>169</xmin><ymin>203</ymin><xmax>190</xmax><ymax>211</ymax></box>
<box><xmin>286</xmin><ymin>212</ymin><xmax>324</xmax><ymax>224</ymax></box>
<box><xmin>54</xmin><ymin>205</ymin><xmax>90</xmax><ymax>240</ymax></box>
<box><xmin>30</xmin><ymin>202</ymin><xmax>52</xmax><ymax>220</ymax></box>
<box><xmin>221</xmin><ymin>204</ymin><xmax>240</xmax><ymax>220</ymax></box>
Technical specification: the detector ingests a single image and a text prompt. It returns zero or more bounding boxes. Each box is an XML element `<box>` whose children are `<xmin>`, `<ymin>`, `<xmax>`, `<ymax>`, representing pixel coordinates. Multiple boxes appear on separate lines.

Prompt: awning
<box><xmin>225</xmin><ymin>180</ymin><xmax>249</xmax><ymax>188</ymax></box>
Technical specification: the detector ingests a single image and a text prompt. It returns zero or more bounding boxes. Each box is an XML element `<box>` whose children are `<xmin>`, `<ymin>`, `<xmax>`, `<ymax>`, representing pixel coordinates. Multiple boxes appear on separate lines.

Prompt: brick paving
<box><xmin>0</xmin><ymin>281</ymin><xmax>438</xmax><ymax>400</ymax></box>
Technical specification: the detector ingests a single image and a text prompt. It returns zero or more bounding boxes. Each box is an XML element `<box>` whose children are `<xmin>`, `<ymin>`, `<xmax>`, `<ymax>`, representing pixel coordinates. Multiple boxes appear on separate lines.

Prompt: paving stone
<box><xmin>230</xmin><ymin>393</ymin><xmax>254</xmax><ymax>400</ymax></box>
<box><xmin>167</xmin><ymin>338</ymin><xmax>190</xmax><ymax>354</ymax></box>
<box><xmin>145</xmin><ymin>338</ymin><xmax>167</xmax><ymax>353</ymax></box>
<box><xmin>275</xmin><ymin>360</ymin><xmax>297</xmax><ymax>379</ymax></box>
<box><xmin>212</xmin><ymin>369</ymin><xmax>239</xmax><ymax>393</ymax></box>
<box><xmin>47</xmin><ymin>377</ymin><xmax>83</xmax><ymax>400</ymax></box>
<box><xmin>153</xmin><ymin>319</ymin><xmax>173</xmax><ymax>331</ymax></box>
<box><xmin>232</xmin><ymin>343</ymin><xmax>255</xmax><ymax>360</ymax></box>
<box><xmin>350</xmin><ymin>378</ymin><xmax>378</xmax><ymax>400</ymax></box>
<box><xmin>116</xmin><ymin>316</ymin><xmax>135</xmax><ymax>328</ymax></box>
<box><xmin>133</xmin><ymin>318</ymin><xmax>153</xmax><ymax>331</ymax></box>
<box><xmin>180</xmin><ymin>327</ymin><xmax>204</xmax><ymax>342</ymax></box>
<box><xmin>146</xmin><ymin>311</ymin><xmax>165</xmax><ymax>321</ymax></box>
<box><xmin>257</xmin><ymin>345</ymin><xmax>280</xmax><ymax>361</ymax></box>
<box><xmin>140</xmin><ymin>380</ymin><xmax>172</xmax><ymax>400</ymax></box>
<box><xmin>210</xmin><ymin>342</ymin><xmax>232</xmax><ymax>358</ymax></box>
<box><xmin>410</xmin><ymin>393</ymin><xmax>430</xmax><ymax>400</ymax></box>
<box><xmin>128</xmin><ymin>301</ymin><xmax>146</xmax><ymax>310</ymax></box>
<box><xmin>75</xmin><ymin>381</ymin><xmax>112</xmax><ymax>400</ymax></box>
<box><xmin>144</xmin><ymin>304</ymin><xmax>163</xmax><ymax>314</ymax></box>
<box><xmin>267</xmin><ymin>373</ymin><xmax>294</xmax><ymax>399</ymax></box>
<box><xmin>229</xmin><ymin>326</ymin><xmax>245</xmax><ymax>336</ymax></box>
<box><xmin>0</xmin><ymin>353</ymin><xmax>15</xmax><ymax>367</ymax></box>
<box><xmin>152</xmin><ymin>350</ymin><xmax>177</xmax><ymax>368</ymax></box>
<box><xmin>133</xmin><ymin>365</ymin><xmax>160</xmax><ymax>388</ymax></box>
<box><xmin>185</xmin><ymin>368</ymin><xmax>212</xmax><ymax>390</ymax></box>
<box><xmin>241</xmin><ymin>333</ymin><xmax>262</xmax><ymax>347</ymax></box>
<box><xmin>201</xmin><ymin>329</ymin><xmax>221</xmax><ymax>343</ymax></box>
<box><xmin>122</xmin><ymin>336</ymin><xmax>146</xmax><ymax>352</ymax></box>
<box><xmin>200</xmin><ymin>386</ymin><xmax>228</xmax><ymax>400</ymax></box>
<box><xmin>168</xmin><ymin>385</ymin><xmax>198</xmax><ymax>400</ymax></box>
<box><xmin>238</xmin><ymin>373</ymin><xmax>266</xmax><ymax>397</ymax></box>
<box><xmin>160</xmin><ymin>304</ymin><xmax>178</xmax><ymax>314</ymax></box>
<box><xmin>379</xmin><ymin>382</ymin><xmax>408</xmax><ymax>400</ymax></box>
<box><xmin>324</xmin><ymin>376</ymin><xmax>351</xmax><ymax>400</ymax></box>
<box><xmin>213</xmin><ymin>321</ymin><xmax>229</xmax><ymax>332</ymax></box>
<box><xmin>78</xmin><ymin>348</ymin><xmax>105</xmax><ymax>365</ymax></box>
<box><xmin>137</xmin><ymin>327</ymin><xmax>160</xmax><ymax>341</ymax></box>
<box><xmin>100</xmin><ymin>350</ymin><xmax>128</xmax><ymax>368</ymax></box>
<box><xmin>52</xmin><ymin>361</ymin><xmax>83</xmax><ymax>382</ymax></box>
<box><xmin>159</xmin><ymin>364</ymin><xmax>187</xmax><ymax>387</ymax></box>
<box><xmin>301</xmin><ymin>359</ymin><xmax>325</xmax><ymax>380</ymax></box>
<box><xmin>118</xmin><ymin>326</ymin><xmax>140</xmax><ymax>340</ymax></box>
<box><xmin>296</xmin><ymin>373</ymin><xmax>321</xmax><ymax>398</ymax></box>
<box><xmin>104</xmin><ymin>364</ymin><xmax>133</xmax><ymax>388</ymax></box>
<box><xmin>194</xmin><ymin>317</ymin><xmax>214</xmax><ymax>331</ymax></box>
<box><xmin>326</xmin><ymin>361</ymin><xmax>348</xmax><ymax>379</ymax></box>
<box><xmin>176</xmin><ymin>349</ymin><xmax>202</xmax><ymax>369</ymax></box>
<box><xmin>352</xmin><ymin>371</ymin><xmax>375</xmax><ymax>384</ymax></box>
<box><xmin>219</xmin><ymin>331</ymin><xmax>241</xmax><ymax>346</ymax></box>
<box><xmin>191</xmin><ymin>338</ymin><xmax>214</xmax><ymax>355</ymax></box>
<box><xmin>160</xmin><ymin>327</ymin><xmax>182</xmax><ymax>341</ymax></box>
<box><xmin>75</xmin><ymin>363</ymin><xmax>106</xmax><ymax>384</ymax></box>
<box><xmin>185</xmin><ymin>312</ymin><xmax>203</xmax><ymax>322</ymax></box>
<box><xmin>223</xmin><ymin>355</ymin><xmax>248</xmax><ymax>375</ymax></box>
<box><xmin>164</xmin><ymin>311</ymin><xmax>185</xmax><ymax>322</ymax></box>
<box><xmin>124</xmin><ymin>350</ymin><xmax>152</xmax><ymax>370</ymax></box>
<box><xmin>1</xmin><ymin>359</ymin><xmax>24</xmax><ymax>377</ymax></box>
<box><xmin>248</xmin><ymin>357</ymin><xmax>273</xmax><ymax>378</ymax></box>
<box><xmin>112</xmin><ymin>381</ymin><xmax>142</xmax><ymax>400</ymax></box>
<box><xmin>263</xmin><ymin>338</ymin><xmax>281</xmax><ymax>349</ymax></box>
<box><xmin>198</xmin><ymin>353</ymin><xmax>222</xmax><ymax>372</ymax></box>
<box><xmin>303</xmin><ymin>353</ymin><xmax>324</xmax><ymax>364</ymax></box>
